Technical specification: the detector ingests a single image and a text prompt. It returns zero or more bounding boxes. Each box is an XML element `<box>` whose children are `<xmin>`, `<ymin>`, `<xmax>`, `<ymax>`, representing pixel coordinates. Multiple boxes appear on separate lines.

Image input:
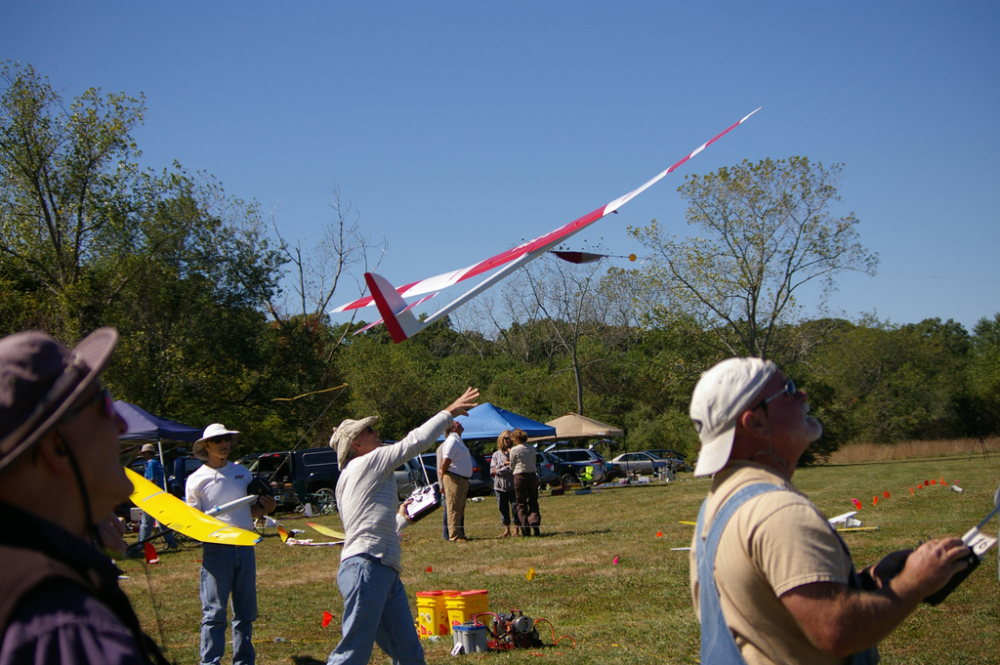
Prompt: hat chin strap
<box><xmin>54</xmin><ymin>430</ymin><xmax>102</xmax><ymax>547</ymax></box>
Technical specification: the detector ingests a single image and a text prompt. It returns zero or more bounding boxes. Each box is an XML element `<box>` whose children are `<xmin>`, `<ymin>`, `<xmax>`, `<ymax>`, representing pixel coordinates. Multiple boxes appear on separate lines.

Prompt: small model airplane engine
<box><xmin>491</xmin><ymin>611</ymin><xmax>542</xmax><ymax>649</ymax></box>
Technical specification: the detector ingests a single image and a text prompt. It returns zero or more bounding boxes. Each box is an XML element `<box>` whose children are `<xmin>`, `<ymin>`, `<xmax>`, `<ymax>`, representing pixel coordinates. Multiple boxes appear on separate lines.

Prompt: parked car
<box><xmin>417</xmin><ymin>450</ymin><xmax>493</xmax><ymax>497</ymax></box>
<box><xmin>644</xmin><ymin>449</ymin><xmax>691</xmax><ymax>473</ymax></box>
<box><xmin>536</xmin><ymin>449</ymin><xmax>560</xmax><ymax>489</ymax></box>
<box><xmin>169</xmin><ymin>455</ymin><xmax>204</xmax><ymax>497</ymax></box>
<box><xmin>238</xmin><ymin>448</ymin><xmax>341</xmax><ymax>511</ymax></box>
<box><xmin>543</xmin><ymin>447</ymin><xmax>608</xmax><ymax>486</ymax></box>
<box><xmin>610</xmin><ymin>451</ymin><xmax>668</xmax><ymax>475</ymax></box>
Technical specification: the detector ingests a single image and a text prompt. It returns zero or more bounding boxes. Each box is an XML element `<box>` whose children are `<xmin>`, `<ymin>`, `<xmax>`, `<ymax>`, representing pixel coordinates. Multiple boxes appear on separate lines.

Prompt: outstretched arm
<box><xmin>445</xmin><ymin>387</ymin><xmax>479</xmax><ymax>418</ymax></box>
<box><xmin>781</xmin><ymin>538</ymin><xmax>970</xmax><ymax>657</ymax></box>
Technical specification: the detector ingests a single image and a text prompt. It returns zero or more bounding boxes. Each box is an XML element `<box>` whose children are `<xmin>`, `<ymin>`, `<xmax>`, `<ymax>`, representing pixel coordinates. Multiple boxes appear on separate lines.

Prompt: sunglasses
<box><xmin>62</xmin><ymin>387</ymin><xmax>115</xmax><ymax>423</ymax></box>
<box><xmin>751</xmin><ymin>379</ymin><xmax>797</xmax><ymax>411</ymax></box>
<box><xmin>209</xmin><ymin>434</ymin><xmax>233</xmax><ymax>443</ymax></box>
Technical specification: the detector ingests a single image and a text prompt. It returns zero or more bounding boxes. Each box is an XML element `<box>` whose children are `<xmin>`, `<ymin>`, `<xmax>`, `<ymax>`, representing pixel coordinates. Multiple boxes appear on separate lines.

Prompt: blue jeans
<box><xmin>200</xmin><ymin>544</ymin><xmax>257</xmax><ymax>665</ymax></box>
<box><xmin>138</xmin><ymin>511</ymin><xmax>176</xmax><ymax>548</ymax></box>
<box><xmin>327</xmin><ymin>554</ymin><xmax>425</xmax><ymax>665</ymax></box>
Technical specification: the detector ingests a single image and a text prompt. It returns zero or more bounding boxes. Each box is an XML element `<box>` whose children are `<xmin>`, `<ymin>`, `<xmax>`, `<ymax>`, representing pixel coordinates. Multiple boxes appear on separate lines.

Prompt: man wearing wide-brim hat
<box><xmin>0</xmin><ymin>328</ymin><xmax>169</xmax><ymax>665</ymax></box>
<box><xmin>186</xmin><ymin>422</ymin><xmax>276</xmax><ymax>665</ymax></box>
<box><xmin>688</xmin><ymin>357</ymin><xmax>970</xmax><ymax>665</ymax></box>
<box><xmin>326</xmin><ymin>387</ymin><xmax>479</xmax><ymax>665</ymax></box>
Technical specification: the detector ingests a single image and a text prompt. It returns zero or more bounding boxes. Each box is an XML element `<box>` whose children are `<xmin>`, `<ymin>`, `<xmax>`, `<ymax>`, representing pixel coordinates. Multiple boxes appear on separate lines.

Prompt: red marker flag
<box><xmin>656</xmin><ymin>531</ymin><xmax>662</xmax><ymax>538</ymax></box>
<box><xmin>426</xmin><ymin>566</ymin><xmax>432</xmax><ymax>573</ymax></box>
<box><xmin>883</xmin><ymin>491</ymin><xmax>890</xmax><ymax>498</ymax></box>
<box><xmin>873</xmin><ymin>496</ymin><xmax>878</xmax><ymax>506</ymax></box>
<box><xmin>144</xmin><ymin>542</ymin><xmax>159</xmax><ymax>565</ymax></box>
<box><xmin>322</xmin><ymin>611</ymin><xmax>334</xmax><ymax>628</ymax></box>
<box><xmin>851</xmin><ymin>498</ymin><xmax>862</xmax><ymax>511</ymax></box>
<box><xmin>931</xmin><ymin>479</ymin><xmax>936</xmax><ymax>485</ymax></box>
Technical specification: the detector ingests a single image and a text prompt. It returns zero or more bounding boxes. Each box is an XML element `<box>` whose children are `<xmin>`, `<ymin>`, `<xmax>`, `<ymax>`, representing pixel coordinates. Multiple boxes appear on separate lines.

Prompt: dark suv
<box><xmin>238</xmin><ymin>448</ymin><xmax>340</xmax><ymax>511</ymax></box>
<box><xmin>543</xmin><ymin>447</ymin><xmax>608</xmax><ymax>486</ymax></box>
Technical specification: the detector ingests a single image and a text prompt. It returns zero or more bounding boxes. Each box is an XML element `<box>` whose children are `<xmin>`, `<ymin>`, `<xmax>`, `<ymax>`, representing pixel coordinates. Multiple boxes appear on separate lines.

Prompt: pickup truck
<box><xmin>237</xmin><ymin>448</ymin><xmax>420</xmax><ymax>512</ymax></box>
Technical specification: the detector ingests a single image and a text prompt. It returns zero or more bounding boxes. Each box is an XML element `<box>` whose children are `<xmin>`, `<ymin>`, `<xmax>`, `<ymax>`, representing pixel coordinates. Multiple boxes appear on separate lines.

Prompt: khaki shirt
<box><xmin>690</xmin><ymin>462</ymin><xmax>852</xmax><ymax>665</ymax></box>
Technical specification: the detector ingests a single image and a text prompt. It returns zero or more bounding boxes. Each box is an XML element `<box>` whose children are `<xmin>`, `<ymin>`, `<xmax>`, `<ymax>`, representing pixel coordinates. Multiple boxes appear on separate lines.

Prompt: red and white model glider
<box><xmin>332</xmin><ymin>108</ymin><xmax>761</xmax><ymax>343</ymax></box>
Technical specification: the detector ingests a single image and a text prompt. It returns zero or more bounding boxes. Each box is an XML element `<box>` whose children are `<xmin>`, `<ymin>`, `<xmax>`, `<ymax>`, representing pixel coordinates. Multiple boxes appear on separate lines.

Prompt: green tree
<box><xmin>0</xmin><ymin>61</ymin><xmax>160</xmax><ymax>337</ymax></box>
<box><xmin>630</xmin><ymin>157</ymin><xmax>878</xmax><ymax>360</ymax></box>
<box><xmin>969</xmin><ymin>313</ymin><xmax>1000</xmax><ymax>434</ymax></box>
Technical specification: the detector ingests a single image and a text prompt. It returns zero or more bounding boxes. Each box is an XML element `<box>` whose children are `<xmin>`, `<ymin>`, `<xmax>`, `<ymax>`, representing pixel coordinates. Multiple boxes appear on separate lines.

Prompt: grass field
<box><xmin>119</xmin><ymin>448</ymin><xmax>1000</xmax><ymax>664</ymax></box>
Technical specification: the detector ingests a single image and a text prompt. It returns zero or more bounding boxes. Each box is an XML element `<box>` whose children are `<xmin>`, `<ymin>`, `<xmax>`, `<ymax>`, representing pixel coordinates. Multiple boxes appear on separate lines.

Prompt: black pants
<box><xmin>513</xmin><ymin>473</ymin><xmax>540</xmax><ymax>535</ymax></box>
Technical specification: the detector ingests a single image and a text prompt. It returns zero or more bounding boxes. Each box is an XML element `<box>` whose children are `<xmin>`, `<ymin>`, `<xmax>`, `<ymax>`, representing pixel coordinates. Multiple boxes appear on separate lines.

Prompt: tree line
<box><xmin>2</xmin><ymin>62</ymin><xmax>996</xmax><ymax>462</ymax></box>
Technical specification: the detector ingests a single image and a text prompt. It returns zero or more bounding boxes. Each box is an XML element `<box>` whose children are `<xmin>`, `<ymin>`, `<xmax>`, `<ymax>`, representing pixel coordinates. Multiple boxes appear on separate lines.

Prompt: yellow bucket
<box><xmin>416</xmin><ymin>592</ymin><xmax>449</xmax><ymax>639</ymax></box>
<box><xmin>445</xmin><ymin>589</ymin><xmax>489</xmax><ymax>632</ymax></box>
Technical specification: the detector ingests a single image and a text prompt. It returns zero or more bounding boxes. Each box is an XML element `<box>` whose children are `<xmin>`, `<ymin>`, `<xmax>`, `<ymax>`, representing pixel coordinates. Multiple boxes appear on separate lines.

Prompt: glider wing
<box><xmin>305</xmin><ymin>521</ymin><xmax>346</xmax><ymax>540</ymax></box>
<box><xmin>332</xmin><ymin>108</ymin><xmax>760</xmax><ymax>342</ymax></box>
<box><xmin>126</xmin><ymin>468</ymin><xmax>261</xmax><ymax>546</ymax></box>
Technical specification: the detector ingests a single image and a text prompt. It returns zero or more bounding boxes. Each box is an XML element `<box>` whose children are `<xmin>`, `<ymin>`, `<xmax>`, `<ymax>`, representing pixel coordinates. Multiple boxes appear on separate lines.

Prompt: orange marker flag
<box><xmin>277</xmin><ymin>526</ymin><xmax>289</xmax><ymax>543</ymax></box>
<box><xmin>918</xmin><ymin>483</ymin><xmax>923</xmax><ymax>489</ymax></box>
<box><xmin>425</xmin><ymin>566</ymin><xmax>433</xmax><ymax>573</ymax></box>
<box><xmin>883</xmin><ymin>491</ymin><xmax>890</xmax><ymax>498</ymax></box>
<box><xmin>656</xmin><ymin>531</ymin><xmax>662</xmax><ymax>538</ymax></box>
<box><xmin>910</xmin><ymin>487</ymin><xmax>914</xmax><ymax>495</ymax></box>
<box><xmin>940</xmin><ymin>477</ymin><xmax>946</xmax><ymax>485</ymax></box>
<box><xmin>322</xmin><ymin>611</ymin><xmax>334</xmax><ymax>627</ymax></box>
<box><xmin>144</xmin><ymin>542</ymin><xmax>159</xmax><ymax>565</ymax></box>
<box><xmin>930</xmin><ymin>479</ymin><xmax>936</xmax><ymax>485</ymax></box>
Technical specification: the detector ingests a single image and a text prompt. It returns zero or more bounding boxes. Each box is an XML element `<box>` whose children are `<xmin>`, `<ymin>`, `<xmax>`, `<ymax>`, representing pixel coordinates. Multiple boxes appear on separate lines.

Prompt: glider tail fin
<box><xmin>364</xmin><ymin>272</ymin><xmax>425</xmax><ymax>343</ymax></box>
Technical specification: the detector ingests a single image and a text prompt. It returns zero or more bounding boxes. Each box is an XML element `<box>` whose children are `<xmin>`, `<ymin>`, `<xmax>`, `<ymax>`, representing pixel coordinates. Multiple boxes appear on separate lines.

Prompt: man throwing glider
<box><xmin>327</xmin><ymin>387</ymin><xmax>479</xmax><ymax>665</ymax></box>
<box><xmin>689</xmin><ymin>358</ymin><xmax>970</xmax><ymax>664</ymax></box>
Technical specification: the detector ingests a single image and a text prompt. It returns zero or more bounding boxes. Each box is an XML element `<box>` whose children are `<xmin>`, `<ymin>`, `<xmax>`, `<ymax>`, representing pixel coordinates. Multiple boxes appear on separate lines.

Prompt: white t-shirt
<box><xmin>440</xmin><ymin>433</ymin><xmax>473</xmax><ymax>478</ymax></box>
<box><xmin>185</xmin><ymin>461</ymin><xmax>255</xmax><ymax>530</ymax></box>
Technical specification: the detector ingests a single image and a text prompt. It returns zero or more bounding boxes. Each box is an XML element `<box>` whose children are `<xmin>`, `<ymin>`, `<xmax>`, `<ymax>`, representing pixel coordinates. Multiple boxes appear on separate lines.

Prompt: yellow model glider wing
<box><xmin>306</xmin><ymin>521</ymin><xmax>346</xmax><ymax>540</ymax></box>
<box><xmin>126</xmin><ymin>468</ymin><xmax>261</xmax><ymax>546</ymax></box>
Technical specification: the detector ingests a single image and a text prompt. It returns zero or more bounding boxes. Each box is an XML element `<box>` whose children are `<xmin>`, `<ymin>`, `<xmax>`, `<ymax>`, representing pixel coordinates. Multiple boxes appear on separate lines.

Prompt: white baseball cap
<box><xmin>690</xmin><ymin>357</ymin><xmax>777</xmax><ymax>477</ymax></box>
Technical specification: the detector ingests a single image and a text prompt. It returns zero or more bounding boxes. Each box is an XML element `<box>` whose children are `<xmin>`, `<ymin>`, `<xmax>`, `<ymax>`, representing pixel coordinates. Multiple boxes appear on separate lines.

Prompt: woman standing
<box><xmin>490</xmin><ymin>431</ymin><xmax>519</xmax><ymax>538</ymax></box>
<box><xmin>509</xmin><ymin>429</ymin><xmax>541</xmax><ymax>537</ymax></box>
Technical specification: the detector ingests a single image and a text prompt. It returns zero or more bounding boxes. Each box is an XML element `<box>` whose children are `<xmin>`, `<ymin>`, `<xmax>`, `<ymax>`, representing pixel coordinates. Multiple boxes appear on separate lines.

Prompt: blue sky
<box><xmin>4</xmin><ymin>2</ymin><xmax>998</xmax><ymax>332</ymax></box>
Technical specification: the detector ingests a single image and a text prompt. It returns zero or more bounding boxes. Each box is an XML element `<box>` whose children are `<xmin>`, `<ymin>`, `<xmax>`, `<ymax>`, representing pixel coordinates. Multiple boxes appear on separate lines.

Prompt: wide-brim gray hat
<box><xmin>193</xmin><ymin>423</ymin><xmax>241</xmax><ymax>461</ymax></box>
<box><xmin>690</xmin><ymin>357</ymin><xmax>777</xmax><ymax>477</ymax></box>
<box><xmin>0</xmin><ymin>328</ymin><xmax>119</xmax><ymax>474</ymax></box>
<box><xmin>330</xmin><ymin>416</ymin><xmax>377</xmax><ymax>469</ymax></box>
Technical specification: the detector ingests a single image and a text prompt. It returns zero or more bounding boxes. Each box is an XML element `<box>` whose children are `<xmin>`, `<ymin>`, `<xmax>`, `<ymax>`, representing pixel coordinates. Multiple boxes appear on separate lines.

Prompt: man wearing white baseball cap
<box><xmin>688</xmin><ymin>357</ymin><xmax>970</xmax><ymax>665</ymax></box>
<box><xmin>186</xmin><ymin>423</ymin><xmax>276</xmax><ymax>665</ymax></box>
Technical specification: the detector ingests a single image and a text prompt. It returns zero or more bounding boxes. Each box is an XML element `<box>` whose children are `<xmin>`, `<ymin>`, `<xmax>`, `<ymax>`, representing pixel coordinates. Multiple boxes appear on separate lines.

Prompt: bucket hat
<box><xmin>0</xmin><ymin>328</ymin><xmax>119</xmax><ymax>474</ymax></box>
<box><xmin>141</xmin><ymin>443</ymin><xmax>156</xmax><ymax>454</ymax></box>
<box><xmin>690</xmin><ymin>357</ymin><xmax>776</xmax><ymax>477</ymax></box>
<box><xmin>193</xmin><ymin>423</ymin><xmax>240</xmax><ymax>461</ymax></box>
<box><xmin>329</xmin><ymin>416</ymin><xmax>377</xmax><ymax>469</ymax></box>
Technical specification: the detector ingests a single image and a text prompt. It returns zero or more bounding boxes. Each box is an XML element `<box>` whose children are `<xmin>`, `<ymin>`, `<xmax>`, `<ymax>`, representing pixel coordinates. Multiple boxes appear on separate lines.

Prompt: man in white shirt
<box><xmin>186</xmin><ymin>424</ymin><xmax>276</xmax><ymax>665</ymax></box>
<box><xmin>326</xmin><ymin>388</ymin><xmax>478</xmax><ymax>665</ymax></box>
<box><xmin>437</xmin><ymin>420</ymin><xmax>473</xmax><ymax>542</ymax></box>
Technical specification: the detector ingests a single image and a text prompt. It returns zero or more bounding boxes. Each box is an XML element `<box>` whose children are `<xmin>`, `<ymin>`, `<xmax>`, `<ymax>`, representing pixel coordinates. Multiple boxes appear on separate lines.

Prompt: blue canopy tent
<box><xmin>443</xmin><ymin>403</ymin><xmax>556</xmax><ymax>442</ymax></box>
<box><xmin>114</xmin><ymin>401</ymin><xmax>203</xmax><ymax>443</ymax></box>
